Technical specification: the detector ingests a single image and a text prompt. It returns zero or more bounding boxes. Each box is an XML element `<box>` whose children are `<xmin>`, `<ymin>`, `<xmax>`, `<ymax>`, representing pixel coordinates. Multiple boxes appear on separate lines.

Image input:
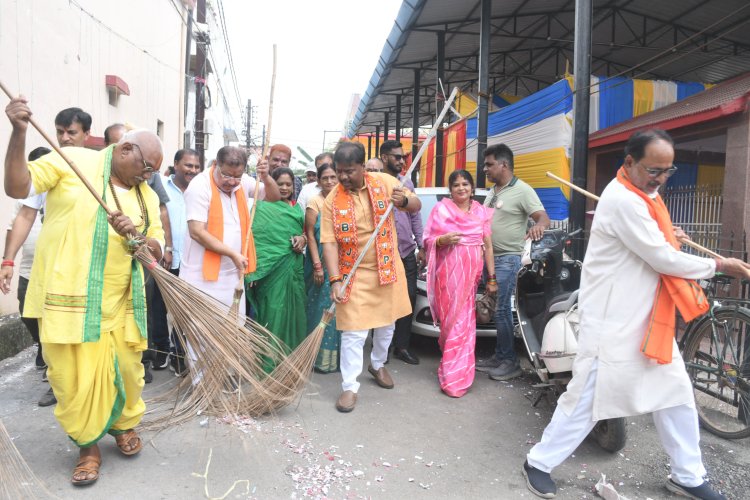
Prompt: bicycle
<box><xmin>679</xmin><ymin>275</ymin><xmax>750</xmax><ymax>440</ymax></box>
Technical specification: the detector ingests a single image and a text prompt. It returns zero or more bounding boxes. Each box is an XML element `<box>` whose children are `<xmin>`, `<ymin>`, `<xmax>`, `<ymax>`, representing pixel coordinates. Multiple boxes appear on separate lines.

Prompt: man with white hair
<box><xmin>4</xmin><ymin>95</ymin><xmax>165</xmax><ymax>486</ymax></box>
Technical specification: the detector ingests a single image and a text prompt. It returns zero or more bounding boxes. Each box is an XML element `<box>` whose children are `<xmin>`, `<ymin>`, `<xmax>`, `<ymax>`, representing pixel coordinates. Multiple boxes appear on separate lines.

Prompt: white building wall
<box><xmin>0</xmin><ymin>0</ymin><xmax>186</xmax><ymax>314</ymax></box>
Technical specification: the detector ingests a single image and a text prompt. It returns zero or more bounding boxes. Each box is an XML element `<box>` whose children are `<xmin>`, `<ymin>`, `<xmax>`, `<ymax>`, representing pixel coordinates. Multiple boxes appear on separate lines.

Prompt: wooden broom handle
<box><xmin>545</xmin><ymin>171</ymin><xmax>724</xmax><ymax>260</ymax></box>
<box><xmin>247</xmin><ymin>44</ymin><xmax>276</xmax><ymax>240</ymax></box>
<box><xmin>0</xmin><ymin>80</ymin><xmax>113</xmax><ymax>215</ymax></box>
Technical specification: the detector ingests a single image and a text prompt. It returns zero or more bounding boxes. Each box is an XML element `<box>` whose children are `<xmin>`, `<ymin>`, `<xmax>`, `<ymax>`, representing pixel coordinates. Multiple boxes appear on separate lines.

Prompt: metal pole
<box><xmin>384</xmin><ymin>111</ymin><xmax>390</xmax><ymax>143</ymax></box>
<box><xmin>435</xmin><ymin>31</ymin><xmax>446</xmax><ymax>187</ymax></box>
<box><xmin>571</xmin><ymin>0</ymin><xmax>592</xmax><ymax>256</ymax></box>
<box><xmin>183</xmin><ymin>6</ymin><xmax>194</xmax><ymax>148</ymax></box>
<box><xmin>375</xmin><ymin>125</ymin><xmax>381</xmax><ymax>157</ymax></box>
<box><xmin>395</xmin><ymin>95</ymin><xmax>402</xmax><ymax>142</ymax></box>
<box><xmin>367</xmin><ymin>134</ymin><xmax>372</xmax><ymax>159</ymax></box>
<box><xmin>194</xmin><ymin>0</ymin><xmax>207</xmax><ymax>166</ymax></box>
<box><xmin>476</xmin><ymin>0</ymin><xmax>491</xmax><ymax>188</ymax></box>
<box><xmin>411</xmin><ymin>69</ymin><xmax>421</xmax><ymax>185</ymax></box>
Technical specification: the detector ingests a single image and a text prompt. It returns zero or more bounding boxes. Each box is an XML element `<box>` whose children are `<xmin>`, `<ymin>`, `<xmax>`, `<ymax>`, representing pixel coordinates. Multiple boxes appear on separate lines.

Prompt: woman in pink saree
<box><xmin>423</xmin><ymin>170</ymin><xmax>496</xmax><ymax>397</ymax></box>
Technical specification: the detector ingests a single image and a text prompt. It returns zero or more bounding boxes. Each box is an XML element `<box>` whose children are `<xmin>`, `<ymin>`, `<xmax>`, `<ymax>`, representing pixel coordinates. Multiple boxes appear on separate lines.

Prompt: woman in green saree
<box><xmin>246</xmin><ymin>167</ymin><xmax>307</xmax><ymax>368</ymax></box>
<box><xmin>304</xmin><ymin>162</ymin><xmax>341</xmax><ymax>372</ymax></box>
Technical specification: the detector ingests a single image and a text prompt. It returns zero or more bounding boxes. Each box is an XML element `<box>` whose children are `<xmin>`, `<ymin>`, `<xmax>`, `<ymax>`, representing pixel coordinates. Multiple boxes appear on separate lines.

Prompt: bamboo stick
<box><xmin>230</xmin><ymin>44</ymin><xmax>277</xmax><ymax>314</ymax></box>
<box><xmin>545</xmin><ymin>171</ymin><xmax>724</xmax><ymax>260</ymax></box>
<box><xmin>0</xmin><ymin>81</ymin><xmax>112</xmax><ymax>214</ymax></box>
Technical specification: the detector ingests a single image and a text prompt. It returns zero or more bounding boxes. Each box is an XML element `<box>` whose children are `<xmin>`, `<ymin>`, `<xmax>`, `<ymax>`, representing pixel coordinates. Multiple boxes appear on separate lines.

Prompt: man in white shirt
<box><xmin>297</xmin><ymin>152</ymin><xmax>331</xmax><ymax>211</ymax></box>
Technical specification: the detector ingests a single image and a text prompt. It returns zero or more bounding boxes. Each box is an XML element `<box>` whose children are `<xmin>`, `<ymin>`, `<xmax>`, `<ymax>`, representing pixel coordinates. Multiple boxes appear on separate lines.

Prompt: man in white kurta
<box><xmin>523</xmin><ymin>130</ymin><xmax>750</xmax><ymax>500</ymax></box>
<box><xmin>180</xmin><ymin>146</ymin><xmax>278</xmax><ymax>315</ymax></box>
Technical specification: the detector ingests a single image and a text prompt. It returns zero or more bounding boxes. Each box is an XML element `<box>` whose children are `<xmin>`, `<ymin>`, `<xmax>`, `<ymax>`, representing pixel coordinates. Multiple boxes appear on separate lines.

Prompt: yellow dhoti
<box><xmin>24</xmin><ymin>146</ymin><xmax>163</xmax><ymax>447</ymax></box>
<box><xmin>43</xmin><ymin>323</ymin><xmax>147</xmax><ymax>447</ymax></box>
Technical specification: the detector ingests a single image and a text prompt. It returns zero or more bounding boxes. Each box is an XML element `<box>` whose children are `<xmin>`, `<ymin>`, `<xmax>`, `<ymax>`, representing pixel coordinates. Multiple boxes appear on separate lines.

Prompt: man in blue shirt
<box><xmin>150</xmin><ymin>149</ymin><xmax>202</xmax><ymax>375</ymax></box>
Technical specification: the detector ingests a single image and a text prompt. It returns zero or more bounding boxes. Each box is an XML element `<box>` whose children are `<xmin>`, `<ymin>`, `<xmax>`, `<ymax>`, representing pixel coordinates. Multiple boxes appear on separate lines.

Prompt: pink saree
<box><xmin>423</xmin><ymin>198</ymin><xmax>492</xmax><ymax>397</ymax></box>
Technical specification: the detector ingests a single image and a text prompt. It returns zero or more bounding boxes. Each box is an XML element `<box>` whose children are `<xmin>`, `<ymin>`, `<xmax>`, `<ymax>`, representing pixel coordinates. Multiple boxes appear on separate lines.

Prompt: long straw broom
<box><xmin>0</xmin><ymin>419</ymin><xmax>57</xmax><ymax>499</ymax></box>
<box><xmin>229</xmin><ymin>44</ymin><xmax>277</xmax><ymax>318</ymax></box>
<box><xmin>244</xmin><ymin>87</ymin><xmax>462</xmax><ymax>410</ymax></box>
<box><xmin>545</xmin><ymin>171</ymin><xmax>729</xmax><ymax>260</ymax></box>
<box><xmin>0</xmin><ymin>81</ymin><xmax>290</xmax><ymax>425</ymax></box>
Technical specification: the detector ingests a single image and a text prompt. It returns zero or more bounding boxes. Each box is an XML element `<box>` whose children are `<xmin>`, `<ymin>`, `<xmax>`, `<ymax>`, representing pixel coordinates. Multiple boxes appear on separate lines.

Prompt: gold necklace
<box><xmin>108</xmin><ymin>177</ymin><xmax>150</xmax><ymax>235</ymax></box>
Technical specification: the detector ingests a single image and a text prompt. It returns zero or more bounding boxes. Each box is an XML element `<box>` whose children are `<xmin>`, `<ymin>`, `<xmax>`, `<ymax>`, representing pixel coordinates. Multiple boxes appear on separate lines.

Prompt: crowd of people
<box><xmin>3</xmin><ymin>94</ymin><xmax>749</xmax><ymax>499</ymax></box>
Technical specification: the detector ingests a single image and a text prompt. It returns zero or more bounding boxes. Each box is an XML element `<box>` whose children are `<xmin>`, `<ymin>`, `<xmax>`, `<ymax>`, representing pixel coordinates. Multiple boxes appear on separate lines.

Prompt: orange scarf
<box><xmin>331</xmin><ymin>173</ymin><xmax>397</xmax><ymax>303</ymax></box>
<box><xmin>616</xmin><ymin>167</ymin><xmax>708</xmax><ymax>364</ymax></box>
<box><xmin>203</xmin><ymin>166</ymin><xmax>255</xmax><ymax>280</ymax></box>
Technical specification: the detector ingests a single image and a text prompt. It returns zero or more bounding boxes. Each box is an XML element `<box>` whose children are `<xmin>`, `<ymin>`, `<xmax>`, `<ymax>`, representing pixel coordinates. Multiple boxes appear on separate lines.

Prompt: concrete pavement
<box><xmin>1</xmin><ymin>337</ymin><xmax>747</xmax><ymax>499</ymax></box>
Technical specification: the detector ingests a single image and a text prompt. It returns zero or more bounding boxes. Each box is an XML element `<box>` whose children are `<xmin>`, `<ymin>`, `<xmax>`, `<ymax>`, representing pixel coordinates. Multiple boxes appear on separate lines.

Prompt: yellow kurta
<box><xmin>25</xmin><ymin>147</ymin><xmax>163</xmax><ymax>446</ymax></box>
<box><xmin>320</xmin><ymin>173</ymin><xmax>412</xmax><ymax>331</ymax></box>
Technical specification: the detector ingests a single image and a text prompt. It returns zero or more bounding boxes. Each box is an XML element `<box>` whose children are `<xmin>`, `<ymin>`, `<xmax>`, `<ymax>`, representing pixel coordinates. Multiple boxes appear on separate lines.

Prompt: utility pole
<box><xmin>182</xmin><ymin>4</ymin><xmax>194</xmax><ymax>148</ymax></box>
<box><xmin>194</xmin><ymin>0</ymin><xmax>207</xmax><ymax>166</ymax></box>
<box><xmin>245</xmin><ymin>99</ymin><xmax>253</xmax><ymax>150</ymax></box>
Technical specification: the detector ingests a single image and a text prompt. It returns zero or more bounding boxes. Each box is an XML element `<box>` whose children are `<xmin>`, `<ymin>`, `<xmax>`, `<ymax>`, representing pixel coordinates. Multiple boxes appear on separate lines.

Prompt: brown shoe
<box><xmin>335</xmin><ymin>390</ymin><xmax>357</xmax><ymax>412</ymax></box>
<box><xmin>368</xmin><ymin>365</ymin><xmax>394</xmax><ymax>389</ymax></box>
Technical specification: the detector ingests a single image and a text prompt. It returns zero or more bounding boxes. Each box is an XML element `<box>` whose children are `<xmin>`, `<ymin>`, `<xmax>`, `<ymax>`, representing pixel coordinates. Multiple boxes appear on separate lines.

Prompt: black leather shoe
<box><xmin>393</xmin><ymin>348</ymin><xmax>420</xmax><ymax>365</ymax></box>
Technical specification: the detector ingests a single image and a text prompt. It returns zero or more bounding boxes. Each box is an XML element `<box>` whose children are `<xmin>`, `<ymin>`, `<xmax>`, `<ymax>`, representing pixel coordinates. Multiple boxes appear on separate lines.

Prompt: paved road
<box><xmin>1</xmin><ymin>337</ymin><xmax>747</xmax><ymax>499</ymax></box>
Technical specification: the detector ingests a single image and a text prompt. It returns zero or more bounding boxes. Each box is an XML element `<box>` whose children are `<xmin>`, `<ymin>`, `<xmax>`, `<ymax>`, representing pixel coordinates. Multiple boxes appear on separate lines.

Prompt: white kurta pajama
<box><xmin>528</xmin><ymin>179</ymin><xmax>716</xmax><ymax>487</ymax></box>
<box><xmin>180</xmin><ymin>170</ymin><xmax>265</xmax><ymax>315</ymax></box>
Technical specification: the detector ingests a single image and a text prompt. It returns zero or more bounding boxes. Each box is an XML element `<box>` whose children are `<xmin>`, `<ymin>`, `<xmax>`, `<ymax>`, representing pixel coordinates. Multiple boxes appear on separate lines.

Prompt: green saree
<box><xmin>246</xmin><ymin>201</ymin><xmax>307</xmax><ymax>371</ymax></box>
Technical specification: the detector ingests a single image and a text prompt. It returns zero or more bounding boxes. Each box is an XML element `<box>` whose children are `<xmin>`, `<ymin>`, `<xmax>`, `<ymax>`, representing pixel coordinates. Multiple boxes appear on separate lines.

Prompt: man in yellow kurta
<box><xmin>4</xmin><ymin>96</ymin><xmax>164</xmax><ymax>486</ymax></box>
<box><xmin>321</xmin><ymin>141</ymin><xmax>421</xmax><ymax>413</ymax></box>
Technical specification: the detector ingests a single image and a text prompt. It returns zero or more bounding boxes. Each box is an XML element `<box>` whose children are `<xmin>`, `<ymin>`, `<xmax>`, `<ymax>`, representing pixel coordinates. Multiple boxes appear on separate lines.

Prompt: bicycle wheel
<box><xmin>683</xmin><ymin>307</ymin><xmax>750</xmax><ymax>439</ymax></box>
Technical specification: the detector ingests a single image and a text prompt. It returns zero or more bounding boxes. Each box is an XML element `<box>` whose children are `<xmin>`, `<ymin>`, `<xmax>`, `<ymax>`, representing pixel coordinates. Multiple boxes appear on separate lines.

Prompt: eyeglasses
<box><xmin>132</xmin><ymin>144</ymin><xmax>154</xmax><ymax>173</ymax></box>
<box><xmin>218</xmin><ymin>170</ymin><xmax>244</xmax><ymax>181</ymax></box>
<box><xmin>387</xmin><ymin>153</ymin><xmax>405</xmax><ymax>161</ymax></box>
<box><xmin>639</xmin><ymin>163</ymin><xmax>678</xmax><ymax>178</ymax></box>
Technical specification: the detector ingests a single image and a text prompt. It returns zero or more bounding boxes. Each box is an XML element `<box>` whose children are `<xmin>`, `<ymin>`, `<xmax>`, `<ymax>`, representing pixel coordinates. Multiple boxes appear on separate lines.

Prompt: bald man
<box><xmin>5</xmin><ymin>95</ymin><xmax>164</xmax><ymax>486</ymax></box>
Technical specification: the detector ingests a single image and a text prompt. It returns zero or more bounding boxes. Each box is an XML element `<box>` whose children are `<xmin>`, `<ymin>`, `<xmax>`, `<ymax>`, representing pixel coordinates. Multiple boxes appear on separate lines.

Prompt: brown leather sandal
<box><xmin>71</xmin><ymin>454</ymin><xmax>101</xmax><ymax>486</ymax></box>
<box><xmin>114</xmin><ymin>429</ymin><xmax>142</xmax><ymax>456</ymax></box>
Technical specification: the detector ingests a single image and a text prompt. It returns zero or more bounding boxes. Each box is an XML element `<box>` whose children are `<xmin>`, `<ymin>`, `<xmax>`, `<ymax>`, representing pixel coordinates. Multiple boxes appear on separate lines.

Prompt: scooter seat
<box><xmin>548</xmin><ymin>290</ymin><xmax>579</xmax><ymax>313</ymax></box>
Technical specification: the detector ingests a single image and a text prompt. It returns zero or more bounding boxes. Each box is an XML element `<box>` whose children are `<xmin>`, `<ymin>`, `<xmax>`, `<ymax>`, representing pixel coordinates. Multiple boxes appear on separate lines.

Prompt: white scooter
<box><xmin>515</xmin><ymin>228</ymin><xmax>627</xmax><ymax>452</ymax></box>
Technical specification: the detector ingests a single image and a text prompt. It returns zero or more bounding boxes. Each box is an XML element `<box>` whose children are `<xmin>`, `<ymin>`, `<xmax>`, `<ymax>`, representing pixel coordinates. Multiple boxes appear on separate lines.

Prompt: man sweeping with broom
<box><xmin>321</xmin><ymin>141</ymin><xmax>421</xmax><ymax>413</ymax></box>
<box><xmin>4</xmin><ymin>96</ymin><xmax>165</xmax><ymax>486</ymax></box>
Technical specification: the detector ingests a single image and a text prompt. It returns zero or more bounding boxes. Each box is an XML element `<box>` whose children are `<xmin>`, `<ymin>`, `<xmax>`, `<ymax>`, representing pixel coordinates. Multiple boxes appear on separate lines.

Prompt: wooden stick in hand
<box><xmin>545</xmin><ymin>171</ymin><xmax>723</xmax><ymax>260</ymax></box>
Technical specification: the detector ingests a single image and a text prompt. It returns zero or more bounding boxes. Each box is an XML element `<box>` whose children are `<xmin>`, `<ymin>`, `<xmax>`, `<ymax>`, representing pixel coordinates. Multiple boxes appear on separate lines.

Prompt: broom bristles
<box><xmin>0</xmin><ymin>419</ymin><xmax>56</xmax><ymax>499</ymax></box>
<box><xmin>135</xmin><ymin>247</ymin><xmax>292</xmax><ymax>427</ymax></box>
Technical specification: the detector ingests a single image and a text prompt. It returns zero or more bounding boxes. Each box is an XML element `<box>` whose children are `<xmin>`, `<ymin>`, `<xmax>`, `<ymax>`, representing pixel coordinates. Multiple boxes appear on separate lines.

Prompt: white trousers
<box><xmin>527</xmin><ymin>359</ymin><xmax>706</xmax><ymax>487</ymax></box>
<box><xmin>340</xmin><ymin>324</ymin><xmax>394</xmax><ymax>392</ymax></box>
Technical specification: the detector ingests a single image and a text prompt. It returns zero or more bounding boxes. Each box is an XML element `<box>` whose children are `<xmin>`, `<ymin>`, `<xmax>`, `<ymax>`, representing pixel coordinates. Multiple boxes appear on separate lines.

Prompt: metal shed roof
<box><xmin>349</xmin><ymin>0</ymin><xmax>750</xmax><ymax>137</ymax></box>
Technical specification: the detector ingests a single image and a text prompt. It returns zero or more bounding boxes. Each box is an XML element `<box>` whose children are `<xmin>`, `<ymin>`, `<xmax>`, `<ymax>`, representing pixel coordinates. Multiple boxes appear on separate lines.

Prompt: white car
<box><xmin>410</xmin><ymin>187</ymin><xmax>500</xmax><ymax>338</ymax></box>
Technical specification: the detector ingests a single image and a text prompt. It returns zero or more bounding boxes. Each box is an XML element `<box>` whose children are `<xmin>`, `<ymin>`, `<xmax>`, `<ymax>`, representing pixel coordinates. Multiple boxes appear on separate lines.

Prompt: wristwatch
<box><xmin>164</xmin><ymin>246</ymin><xmax>173</xmax><ymax>253</ymax></box>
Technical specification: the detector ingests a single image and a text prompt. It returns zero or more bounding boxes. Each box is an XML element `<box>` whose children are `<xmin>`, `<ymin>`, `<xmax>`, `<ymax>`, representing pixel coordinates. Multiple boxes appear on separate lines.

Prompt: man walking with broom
<box><xmin>522</xmin><ymin>129</ymin><xmax>750</xmax><ymax>499</ymax></box>
<box><xmin>4</xmin><ymin>96</ymin><xmax>165</xmax><ymax>486</ymax></box>
<box><xmin>321</xmin><ymin>141</ymin><xmax>421</xmax><ymax>412</ymax></box>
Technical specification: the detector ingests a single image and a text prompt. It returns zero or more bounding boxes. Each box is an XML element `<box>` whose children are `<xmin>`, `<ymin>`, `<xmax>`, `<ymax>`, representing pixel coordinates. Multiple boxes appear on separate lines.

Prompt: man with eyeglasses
<box><xmin>105</xmin><ymin>123</ymin><xmax>172</xmax><ymax>384</ymax></box>
<box><xmin>5</xmin><ymin>97</ymin><xmax>165</xmax><ymax>486</ymax></box>
<box><xmin>522</xmin><ymin>129</ymin><xmax>750</xmax><ymax>500</ymax></box>
<box><xmin>380</xmin><ymin>140</ymin><xmax>424</xmax><ymax>365</ymax></box>
<box><xmin>477</xmin><ymin>143</ymin><xmax>550</xmax><ymax>381</ymax></box>
<box><xmin>181</xmin><ymin>145</ymin><xmax>280</xmax><ymax>320</ymax></box>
